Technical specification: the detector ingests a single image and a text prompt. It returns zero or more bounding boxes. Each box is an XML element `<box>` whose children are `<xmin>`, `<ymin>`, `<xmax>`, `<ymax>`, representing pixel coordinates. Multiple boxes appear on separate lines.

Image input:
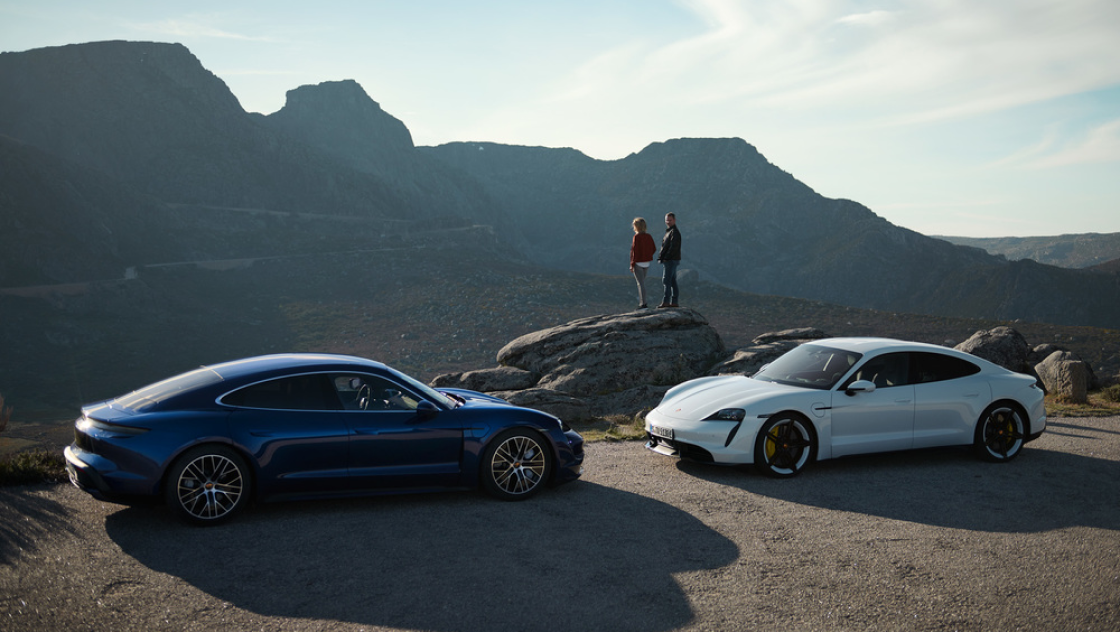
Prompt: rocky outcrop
<box><xmin>433</xmin><ymin>310</ymin><xmax>1104</xmax><ymax>421</ymax></box>
<box><xmin>432</xmin><ymin>308</ymin><xmax>725</xmax><ymax>419</ymax></box>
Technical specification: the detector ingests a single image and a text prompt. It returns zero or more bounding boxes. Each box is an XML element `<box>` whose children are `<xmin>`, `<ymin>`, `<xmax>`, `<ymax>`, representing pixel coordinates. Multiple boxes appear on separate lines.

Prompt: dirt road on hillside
<box><xmin>2</xmin><ymin>417</ymin><xmax>1118</xmax><ymax>631</ymax></box>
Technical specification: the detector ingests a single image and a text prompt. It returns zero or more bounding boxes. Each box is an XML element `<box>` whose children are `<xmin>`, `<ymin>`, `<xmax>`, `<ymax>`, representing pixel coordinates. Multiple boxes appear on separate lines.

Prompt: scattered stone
<box><xmin>1035</xmin><ymin>351</ymin><xmax>1090</xmax><ymax>403</ymax></box>
<box><xmin>954</xmin><ymin>326</ymin><xmax>1031</xmax><ymax>373</ymax></box>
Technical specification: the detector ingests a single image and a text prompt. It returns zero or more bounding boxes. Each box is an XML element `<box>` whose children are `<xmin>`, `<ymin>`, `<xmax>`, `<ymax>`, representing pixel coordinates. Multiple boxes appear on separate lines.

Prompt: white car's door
<box><xmin>830</xmin><ymin>384</ymin><xmax>915</xmax><ymax>456</ymax></box>
<box><xmin>830</xmin><ymin>351</ymin><xmax>915</xmax><ymax>457</ymax></box>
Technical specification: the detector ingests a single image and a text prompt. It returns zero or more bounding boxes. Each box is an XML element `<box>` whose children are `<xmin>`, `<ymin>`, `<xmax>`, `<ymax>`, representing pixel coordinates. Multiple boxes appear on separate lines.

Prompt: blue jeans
<box><xmin>662</xmin><ymin>259</ymin><xmax>679</xmax><ymax>305</ymax></box>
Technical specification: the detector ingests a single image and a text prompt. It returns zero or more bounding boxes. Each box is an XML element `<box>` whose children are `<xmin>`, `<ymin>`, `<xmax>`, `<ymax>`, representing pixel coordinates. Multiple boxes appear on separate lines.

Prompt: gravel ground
<box><xmin>2</xmin><ymin>417</ymin><xmax>1119</xmax><ymax>631</ymax></box>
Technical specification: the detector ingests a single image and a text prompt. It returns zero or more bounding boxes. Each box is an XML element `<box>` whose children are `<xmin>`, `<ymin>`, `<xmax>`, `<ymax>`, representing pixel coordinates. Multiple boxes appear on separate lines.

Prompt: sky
<box><xmin>3</xmin><ymin>0</ymin><xmax>1119</xmax><ymax>238</ymax></box>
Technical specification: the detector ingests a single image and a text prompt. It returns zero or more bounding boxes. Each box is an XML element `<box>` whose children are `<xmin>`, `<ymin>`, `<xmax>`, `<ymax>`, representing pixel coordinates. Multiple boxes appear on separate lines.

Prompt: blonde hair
<box><xmin>632</xmin><ymin>217</ymin><xmax>648</xmax><ymax>233</ymax></box>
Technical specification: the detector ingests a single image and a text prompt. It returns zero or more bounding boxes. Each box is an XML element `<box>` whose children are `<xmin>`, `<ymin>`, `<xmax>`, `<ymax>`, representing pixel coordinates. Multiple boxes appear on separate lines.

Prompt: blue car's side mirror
<box><xmin>415</xmin><ymin>400</ymin><xmax>439</xmax><ymax>420</ymax></box>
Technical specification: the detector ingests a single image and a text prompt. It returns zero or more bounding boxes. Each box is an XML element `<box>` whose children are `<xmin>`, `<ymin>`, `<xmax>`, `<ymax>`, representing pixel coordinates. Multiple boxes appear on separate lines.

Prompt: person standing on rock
<box><xmin>657</xmin><ymin>212</ymin><xmax>681</xmax><ymax>308</ymax></box>
<box><xmin>629</xmin><ymin>217</ymin><xmax>657</xmax><ymax>308</ymax></box>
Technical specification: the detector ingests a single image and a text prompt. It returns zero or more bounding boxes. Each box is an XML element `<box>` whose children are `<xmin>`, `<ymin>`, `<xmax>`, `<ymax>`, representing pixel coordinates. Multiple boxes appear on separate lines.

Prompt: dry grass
<box><xmin>1045</xmin><ymin>388</ymin><xmax>1120</xmax><ymax>418</ymax></box>
<box><xmin>572</xmin><ymin>414</ymin><xmax>649</xmax><ymax>442</ymax></box>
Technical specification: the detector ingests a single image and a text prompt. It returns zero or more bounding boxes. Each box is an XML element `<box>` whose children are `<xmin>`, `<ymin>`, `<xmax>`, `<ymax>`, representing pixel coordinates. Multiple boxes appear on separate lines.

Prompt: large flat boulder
<box><xmin>432</xmin><ymin>308</ymin><xmax>725</xmax><ymax>420</ymax></box>
<box><xmin>496</xmin><ymin>307</ymin><xmax>726</xmax><ymax>396</ymax></box>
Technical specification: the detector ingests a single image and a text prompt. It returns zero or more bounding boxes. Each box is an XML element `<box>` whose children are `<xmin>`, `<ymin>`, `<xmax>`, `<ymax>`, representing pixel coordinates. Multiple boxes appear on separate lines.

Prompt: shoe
<box><xmin>656</xmin><ymin>303</ymin><xmax>671</xmax><ymax>308</ymax></box>
<box><xmin>638</xmin><ymin>304</ymin><xmax>648</xmax><ymax>309</ymax></box>
<box><xmin>669</xmin><ymin>303</ymin><xmax>679</xmax><ymax>307</ymax></box>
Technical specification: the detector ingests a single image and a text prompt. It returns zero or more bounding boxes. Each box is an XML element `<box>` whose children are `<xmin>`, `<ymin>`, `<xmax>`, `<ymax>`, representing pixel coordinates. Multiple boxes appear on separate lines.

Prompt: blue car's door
<box><xmin>224</xmin><ymin>374</ymin><xmax>350</xmax><ymax>497</ymax></box>
<box><xmin>332</xmin><ymin>373</ymin><xmax>465</xmax><ymax>490</ymax></box>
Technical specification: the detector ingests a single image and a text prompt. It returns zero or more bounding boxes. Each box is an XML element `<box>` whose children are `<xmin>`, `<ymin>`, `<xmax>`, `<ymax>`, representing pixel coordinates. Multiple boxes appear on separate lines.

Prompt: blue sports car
<box><xmin>65</xmin><ymin>354</ymin><xmax>585</xmax><ymax>525</ymax></box>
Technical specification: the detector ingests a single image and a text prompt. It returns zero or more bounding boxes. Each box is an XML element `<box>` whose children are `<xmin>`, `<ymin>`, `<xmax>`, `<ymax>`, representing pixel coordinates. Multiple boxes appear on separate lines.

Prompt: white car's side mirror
<box><xmin>845</xmin><ymin>380</ymin><xmax>876</xmax><ymax>396</ymax></box>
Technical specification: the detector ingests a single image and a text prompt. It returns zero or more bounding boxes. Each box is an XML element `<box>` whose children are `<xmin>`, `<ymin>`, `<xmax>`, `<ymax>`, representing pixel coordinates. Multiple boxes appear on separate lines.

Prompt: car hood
<box><xmin>653</xmin><ymin>376</ymin><xmax>814</xmax><ymax>421</ymax></box>
<box><xmin>439</xmin><ymin>388</ymin><xmax>511</xmax><ymax>406</ymax></box>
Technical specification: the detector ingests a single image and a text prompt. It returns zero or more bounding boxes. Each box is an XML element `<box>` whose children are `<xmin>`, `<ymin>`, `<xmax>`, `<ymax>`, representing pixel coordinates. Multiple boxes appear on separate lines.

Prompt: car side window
<box><xmin>848</xmin><ymin>352</ymin><xmax>910</xmax><ymax>389</ymax></box>
<box><xmin>333</xmin><ymin>374</ymin><xmax>422</xmax><ymax>411</ymax></box>
<box><xmin>911</xmin><ymin>352</ymin><xmax>981</xmax><ymax>383</ymax></box>
<box><xmin>222</xmin><ymin>374</ymin><xmax>341</xmax><ymax>410</ymax></box>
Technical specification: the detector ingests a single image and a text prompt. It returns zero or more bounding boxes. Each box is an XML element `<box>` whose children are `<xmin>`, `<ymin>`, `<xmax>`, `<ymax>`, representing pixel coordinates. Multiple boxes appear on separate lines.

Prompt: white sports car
<box><xmin>645</xmin><ymin>338</ymin><xmax>1046</xmax><ymax>477</ymax></box>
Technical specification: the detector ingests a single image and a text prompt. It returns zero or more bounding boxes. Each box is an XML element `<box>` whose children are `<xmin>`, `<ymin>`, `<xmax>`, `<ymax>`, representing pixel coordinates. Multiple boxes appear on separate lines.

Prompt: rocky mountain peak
<box><xmin>266</xmin><ymin>79</ymin><xmax>414</xmax><ymax>170</ymax></box>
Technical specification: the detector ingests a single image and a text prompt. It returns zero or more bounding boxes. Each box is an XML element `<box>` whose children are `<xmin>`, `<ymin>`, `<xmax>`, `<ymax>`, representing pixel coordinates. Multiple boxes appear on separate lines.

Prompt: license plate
<box><xmin>650</xmin><ymin>425</ymin><xmax>674</xmax><ymax>440</ymax></box>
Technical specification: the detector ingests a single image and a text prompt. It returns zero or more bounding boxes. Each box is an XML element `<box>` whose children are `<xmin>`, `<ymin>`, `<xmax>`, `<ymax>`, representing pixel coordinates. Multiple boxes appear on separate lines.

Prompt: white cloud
<box><xmin>836</xmin><ymin>10</ymin><xmax>895</xmax><ymax>27</ymax></box>
<box><xmin>126</xmin><ymin>18</ymin><xmax>276</xmax><ymax>43</ymax></box>
<box><xmin>625</xmin><ymin>0</ymin><xmax>1120</xmax><ymax>125</ymax></box>
<box><xmin>995</xmin><ymin>120</ymin><xmax>1120</xmax><ymax>169</ymax></box>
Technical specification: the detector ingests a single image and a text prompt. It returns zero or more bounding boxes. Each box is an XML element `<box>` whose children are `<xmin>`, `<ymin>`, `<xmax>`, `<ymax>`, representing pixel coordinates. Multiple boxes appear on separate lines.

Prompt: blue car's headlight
<box><xmin>704</xmin><ymin>408</ymin><xmax>746</xmax><ymax>422</ymax></box>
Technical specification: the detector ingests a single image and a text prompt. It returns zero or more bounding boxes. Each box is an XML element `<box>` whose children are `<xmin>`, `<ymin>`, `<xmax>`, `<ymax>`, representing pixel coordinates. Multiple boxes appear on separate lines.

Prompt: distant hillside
<box><xmin>1</xmin><ymin>40</ymin><xmax>1118</xmax><ymax>329</ymax></box>
<box><xmin>423</xmin><ymin>140</ymin><xmax>1120</xmax><ymax>327</ymax></box>
<box><xmin>935</xmin><ymin>233</ymin><xmax>1120</xmax><ymax>269</ymax></box>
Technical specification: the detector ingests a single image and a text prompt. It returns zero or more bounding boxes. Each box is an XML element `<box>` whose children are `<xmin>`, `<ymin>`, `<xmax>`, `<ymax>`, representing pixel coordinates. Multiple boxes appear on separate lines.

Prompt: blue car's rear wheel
<box><xmin>974</xmin><ymin>402</ymin><xmax>1025</xmax><ymax>462</ymax></box>
<box><xmin>165</xmin><ymin>445</ymin><xmax>251</xmax><ymax>526</ymax></box>
<box><xmin>754</xmin><ymin>413</ymin><xmax>815</xmax><ymax>478</ymax></box>
<box><xmin>481</xmin><ymin>429</ymin><xmax>552</xmax><ymax>501</ymax></box>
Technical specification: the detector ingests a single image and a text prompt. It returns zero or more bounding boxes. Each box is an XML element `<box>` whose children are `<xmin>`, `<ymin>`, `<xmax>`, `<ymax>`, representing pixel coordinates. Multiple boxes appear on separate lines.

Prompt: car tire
<box><xmin>165</xmin><ymin>445</ymin><xmax>251</xmax><ymax>526</ymax></box>
<box><xmin>974</xmin><ymin>402</ymin><xmax>1026</xmax><ymax>462</ymax></box>
<box><xmin>480</xmin><ymin>428</ymin><xmax>553</xmax><ymax>501</ymax></box>
<box><xmin>754</xmin><ymin>413</ymin><xmax>815</xmax><ymax>478</ymax></box>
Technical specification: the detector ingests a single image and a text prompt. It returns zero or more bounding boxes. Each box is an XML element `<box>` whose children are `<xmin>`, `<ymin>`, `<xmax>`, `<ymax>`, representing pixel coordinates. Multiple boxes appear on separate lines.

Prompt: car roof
<box><xmin>203</xmin><ymin>353</ymin><xmax>389</xmax><ymax>380</ymax></box>
<box><xmin>811</xmin><ymin>337</ymin><xmax>965</xmax><ymax>357</ymax></box>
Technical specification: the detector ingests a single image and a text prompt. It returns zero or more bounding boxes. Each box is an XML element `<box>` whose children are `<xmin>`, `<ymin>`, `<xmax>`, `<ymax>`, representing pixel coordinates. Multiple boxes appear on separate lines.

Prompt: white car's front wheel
<box><xmin>754</xmin><ymin>414</ymin><xmax>815</xmax><ymax>478</ymax></box>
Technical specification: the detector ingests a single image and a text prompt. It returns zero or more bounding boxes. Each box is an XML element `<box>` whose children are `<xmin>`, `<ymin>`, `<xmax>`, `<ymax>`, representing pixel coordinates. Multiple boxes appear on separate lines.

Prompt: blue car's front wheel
<box><xmin>165</xmin><ymin>445</ymin><xmax>251</xmax><ymax>526</ymax></box>
<box><xmin>481</xmin><ymin>429</ymin><xmax>553</xmax><ymax>501</ymax></box>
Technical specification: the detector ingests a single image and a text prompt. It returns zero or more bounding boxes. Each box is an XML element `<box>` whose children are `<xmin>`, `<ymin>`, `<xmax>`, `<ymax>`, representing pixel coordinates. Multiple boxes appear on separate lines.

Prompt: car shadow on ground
<box><xmin>0</xmin><ymin>486</ymin><xmax>78</xmax><ymax>564</ymax></box>
<box><xmin>104</xmin><ymin>482</ymin><xmax>737</xmax><ymax>632</ymax></box>
<box><xmin>674</xmin><ymin>445</ymin><xmax>1120</xmax><ymax>533</ymax></box>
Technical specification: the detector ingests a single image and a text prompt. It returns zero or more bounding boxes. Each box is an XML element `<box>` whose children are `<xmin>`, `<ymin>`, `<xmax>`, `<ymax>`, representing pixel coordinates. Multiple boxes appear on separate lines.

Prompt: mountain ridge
<box><xmin>1</xmin><ymin>40</ymin><xmax>1117</xmax><ymax>328</ymax></box>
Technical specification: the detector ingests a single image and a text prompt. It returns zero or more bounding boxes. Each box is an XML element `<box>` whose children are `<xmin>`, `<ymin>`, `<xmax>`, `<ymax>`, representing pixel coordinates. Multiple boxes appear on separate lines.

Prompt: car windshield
<box><xmin>753</xmin><ymin>344</ymin><xmax>862</xmax><ymax>390</ymax></box>
<box><xmin>113</xmin><ymin>366</ymin><xmax>224</xmax><ymax>411</ymax></box>
<box><xmin>390</xmin><ymin>369</ymin><xmax>458</xmax><ymax>409</ymax></box>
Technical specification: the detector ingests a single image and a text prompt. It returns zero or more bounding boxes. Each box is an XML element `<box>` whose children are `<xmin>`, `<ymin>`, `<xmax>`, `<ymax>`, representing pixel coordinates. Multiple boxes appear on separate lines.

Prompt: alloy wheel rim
<box><xmin>176</xmin><ymin>454</ymin><xmax>244</xmax><ymax>520</ymax></box>
<box><xmin>490</xmin><ymin>436</ymin><xmax>546</xmax><ymax>495</ymax></box>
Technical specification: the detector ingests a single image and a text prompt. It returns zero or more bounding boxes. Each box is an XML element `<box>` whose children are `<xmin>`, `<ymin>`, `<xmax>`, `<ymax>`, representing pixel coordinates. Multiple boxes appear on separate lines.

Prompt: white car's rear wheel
<box><xmin>974</xmin><ymin>402</ymin><xmax>1025</xmax><ymax>462</ymax></box>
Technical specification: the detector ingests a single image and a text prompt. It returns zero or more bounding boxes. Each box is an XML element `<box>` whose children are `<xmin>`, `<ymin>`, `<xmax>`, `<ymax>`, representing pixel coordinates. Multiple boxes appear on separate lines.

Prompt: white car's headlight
<box><xmin>704</xmin><ymin>408</ymin><xmax>746</xmax><ymax>422</ymax></box>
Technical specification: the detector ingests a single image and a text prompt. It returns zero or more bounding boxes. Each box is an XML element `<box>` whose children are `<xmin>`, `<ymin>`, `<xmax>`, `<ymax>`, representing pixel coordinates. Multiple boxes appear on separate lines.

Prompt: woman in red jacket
<box><xmin>629</xmin><ymin>217</ymin><xmax>657</xmax><ymax>308</ymax></box>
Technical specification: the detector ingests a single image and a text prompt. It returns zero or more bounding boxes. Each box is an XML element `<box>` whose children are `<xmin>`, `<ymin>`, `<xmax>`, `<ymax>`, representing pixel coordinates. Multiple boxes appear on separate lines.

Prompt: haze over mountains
<box><xmin>1</xmin><ymin>40</ymin><xmax>1118</xmax><ymax>330</ymax></box>
<box><xmin>936</xmin><ymin>233</ymin><xmax>1120</xmax><ymax>270</ymax></box>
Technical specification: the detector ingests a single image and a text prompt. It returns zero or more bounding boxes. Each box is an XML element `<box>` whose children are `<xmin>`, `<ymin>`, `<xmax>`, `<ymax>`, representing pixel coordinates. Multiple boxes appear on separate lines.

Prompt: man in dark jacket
<box><xmin>657</xmin><ymin>213</ymin><xmax>681</xmax><ymax>308</ymax></box>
